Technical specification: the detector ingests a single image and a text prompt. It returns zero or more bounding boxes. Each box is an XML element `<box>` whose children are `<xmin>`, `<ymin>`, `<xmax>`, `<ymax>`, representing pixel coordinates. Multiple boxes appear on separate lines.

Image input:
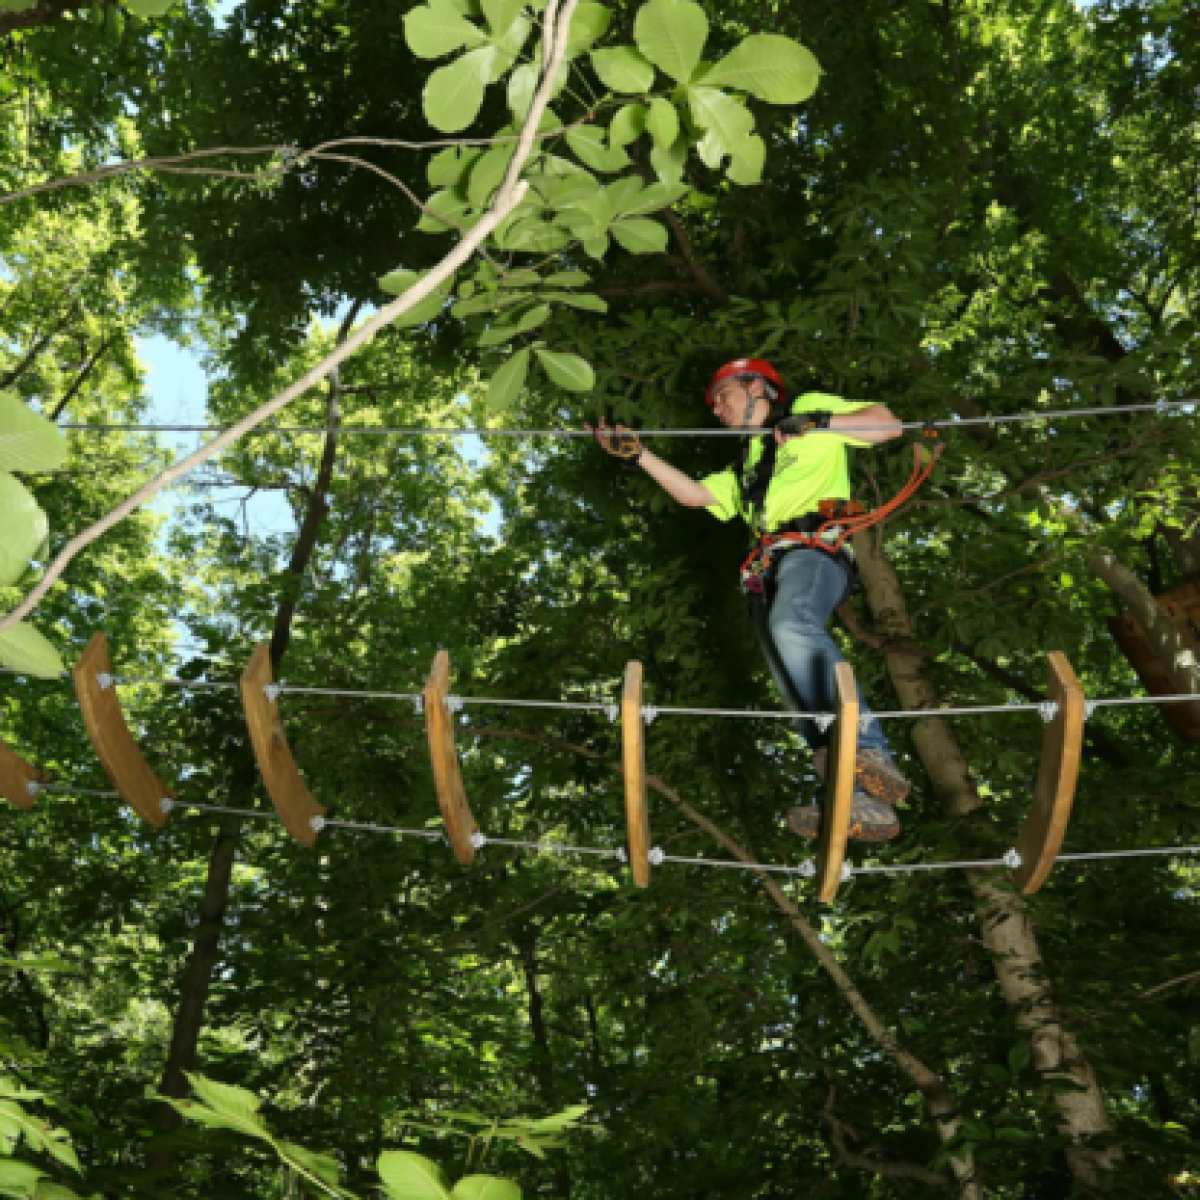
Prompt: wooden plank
<box><xmin>423</xmin><ymin>650</ymin><xmax>477</xmax><ymax>865</ymax></box>
<box><xmin>71</xmin><ymin>633</ymin><xmax>174</xmax><ymax>827</ymax></box>
<box><xmin>621</xmin><ymin>661</ymin><xmax>651</xmax><ymax>888</ymax></box>
<box><xmin>1014</xmin><ymin>651</ymin><xmax>1085</xmax><ymax>895</ymax></box>
<box><xmin>240</xmin><ymin>643</ymin><xmax>326</xmax><ymax>847</ymax></box>
<box><xmin>0</xmin><ymin>735</ymin><xmax>47</xmax><ymax>811</ymax></box>
<box><xmin>815</xmin><ymin>662</ymin><xmax>859</xmax><ymax>903</ymax></box>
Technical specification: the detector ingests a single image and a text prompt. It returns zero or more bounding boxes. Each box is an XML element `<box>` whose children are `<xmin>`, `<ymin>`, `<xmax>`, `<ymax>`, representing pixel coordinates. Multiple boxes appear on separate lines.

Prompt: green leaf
<box><xmin>0</xmin><ymin>1160</ymin><xmax>46</xmax><ymax>1192</ymax></box>
<box><xmin>489</xmin><ymin>15</ymin><xmax>530</xmax><ymax>72</ymax></box>
<box><xmin>612</xmin><ymin>217</ymin><xmax>668</xmax><ymax>253</ymax></box>
<box><xmin>451</xmin><ymin>1177</ymin><xmax>522</xmax><ymax>1200</ymax></box>
<box><xmin>186</xmin><ymin>1075</ymin><xmax>266</xmax><ymax>1131</ymax></box>
<box><xmin>582</xmin><ymin>233</ymin><xmax>609</xmax><ymax>258</ymax></box>
<box><xmin>650</xmin><ymin>133</ymin><xmax>687</xmax><ymax>183</ymax></box>
<box><xmin>0</xmin><ymin>622</ymin><xmax>63</xmax><ymax>679</ymax></box>
<box><xmin>590</xmin><ymin>46</ymin><xmax>655</xmax><ymax>93</ymax></box>
<box><xmin>565</xmin><ymin>127</ymin><xmax>630</xmax><ymax>173</ymax></box>
<box><xmin>700</xmin><ymin>34</ymin><xmax>821</xmax><ymax>103</ymax></box>
<box><xmin>688</xmin><ymin>86</ymin><xmax>755</xmax><ymax>168</ymax></box>
<box><xmin>535</xmin><ymin>349</ymin><xmax>595</xmax><ymax>391</ymax></box>
<box><xmin>0</xmin><ymin>472</ymin><xmax>48</xmax><ymax>588</ymax></box>
<box><xmin>278</xmin><ymin>1141</ymin><xmax>342</xmax><ymax>1188</ymax></box>
<box><xmin>35</xmin><ymin>1184</ymin><xmax>84</xmax><ymax>1200</ymax></box>
<box><xmin>543</xmin><ymin>271</ymin><xmax>589</xmax><ymax>288</ymax></box>
<box><xmin>414</xmin><ymin>188</ymin><xmax>471</xmax><ymax>234</ymax></box>
<box><xmin>405</xmin><ymin>0</ymin><xmax>489</xmax><ymax>58</ymax></box>
<box><xmin>608</xmin><ymin>103</ymin><xmax>646</xmax><ymax>148</ymax></box>
<box><xmin>645</xmin><ymin>97</ymin><xmax>679</xmax><ymax>149</ymax></box>
<box><xmin>427</xmin><ymin>146</ymin><xmax>484</xmax><ymax>188</ymax></box>
<box><xmin>564</xmin><ymin>2</ymin><xmax>611</xmax><ymax>58</ymax></box>
<box><xmin>378</xmin><ymin>269</ymin><xmax>456</xmax><ymax>325</ymax></box>
<box><xmin>0</xmin><ymin>395</ymin><xmax>66</xmax><ymax>478</ymax></box>
<box><xmin>125</xmin><ymin>0</ymin><xmax>175</xmax><ymax>14</ymax></box>
<box><xmin>615</xmin><ymin>181</ymin><xmax>686</xmax><ymax>215</ymax></box>
<box><xmin>467</xmin><ymin>143</ymin><xmax>517</xmax><ymax>205</ymax></box>
<box><xmin>728</xmin><ymin>133</ymin><xmax>765</xmax><ymax>184</ymax></box>
<box><xmin>507</xmin><ymin>59</ymin><xmax>568</xmax><ymax>117</ymax></box>
<box><xmin>486</xmin><ymin>347</ymin><xmax>531</xmax><ymax>411</ymax></box>
<box><xmin>481</xmin><ymin>0</ymin><xmax>525</xmax><ymax>36</ymax></box>
<box><xmin>493</xmin><ymin>218</ymin><xmax>572</xmax><ymax>252</ymax></box>
<box><xmin>424</xmin><ymin>46</ymin><xmax>496</xmax><ymax>132</ymax></box>
<box><xmin>377</xmin><ymin>1151</ymin><xmax>452</xmax><ymax>1200</ymax></box>
<box><xmin>543</xmin><ymin>291</ymin><xmax>607</xmax><ymax>312</ymax></box>
<box><xmin>633</xmin><ymin>0</ymin><xmax>707</xmax><ymax>83</ymax></box>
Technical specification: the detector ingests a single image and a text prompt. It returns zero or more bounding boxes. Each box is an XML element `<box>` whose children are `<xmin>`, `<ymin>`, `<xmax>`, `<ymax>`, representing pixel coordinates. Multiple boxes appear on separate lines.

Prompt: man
<box><xmin>592</xmin><ymin>357</ymin><xmax>911</xmax><ymax>842</ymax></box>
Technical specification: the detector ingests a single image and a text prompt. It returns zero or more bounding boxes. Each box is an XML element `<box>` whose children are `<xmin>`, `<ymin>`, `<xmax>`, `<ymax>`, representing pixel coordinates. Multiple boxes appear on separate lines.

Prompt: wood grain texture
<box><xmin>1014</xmin><ymin>652</ymin><xmax>1085</xmax><ymax>895</ymax></box>
<box><xmin>816</xmin><ymin>662</ymin><xmax>859</xmax><ymax>903</ymax></box>
<box><xmin>71</xmin><ymin>632</ymin><xmax>174</xmax><ymax>827</ymax></box>
<box><xmin>240</xmin><ymin>643</ymin><xmax>325</xmax><ymax>847</ymax></box>
<box><xmin>622</xmin><ymin>661</ymin><xmax>650</xmax><ymax>888</ymax></box>
<box><xmin>423</xmin><ymin>650</ymin><xmax>477</xmax><ymax>865</ymax></box>
<box><xmin>0</xmin><ymin>735</ymin><xmax>47</xmax><ymax>810</ymax></box>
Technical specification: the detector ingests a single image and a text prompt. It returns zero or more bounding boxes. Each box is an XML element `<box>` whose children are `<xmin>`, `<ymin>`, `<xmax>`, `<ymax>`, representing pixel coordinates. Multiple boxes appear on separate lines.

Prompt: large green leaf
<box><xmin>0</xmin><ymin>622</ymin><xmax>65</xmax><ymax>680</ymax></box>
<box><xmin>688</xmin><ymin>86</ymin><xmax>755</xmax><ymax>168</ymax></box>
<box><xmin>507</xmin><ymin>59</ymin><xmax>568</xmax><ymax>117</ymax></box>
<box><xmin>633</xmin><ymin>0</ymin><xmax>707</xmax><ymax>83</ymax></box>
<box><xmin>493</xmin><ymin>218</ymin><xmax>572</xmax><ymax>252</ymax></box>
<box><xmin>616</xmin><ymin>180</ymin><xmax>686</xmax><ymax>215</ymax></box>
<box><xmin>565</xmin><ymin>127</ymin><xmax>630</xmax><ymax>173</ymax></box>
<box><xmin>700</xmin><ymin>34</ymin><xmax>820</xmax><ymax>103</ymax></box>
<box><xmin>728</xmin><ymin>133</ymin><xmax>765</xmax><ymax>184</ymax></box>
<box><xmin>645</xmin><ymin>97</ymin><xmax>679</xmax><ymax>149</ymax></box>
<box><xmin>489</xmin><ymin>15</ymin><xmax>531</xmax><ymax>72</ymax></box>
<box><xmin>427</xmin><ymin>146</ymin><xmax>484</xmax><ymax>188</ymax></box>
<box><xmin>378</xmin><ymin>270</ymin><xmax>456</xmax><ymax>324</ymax></box>
<box><xmin>451</xmin><ymin>1177</ymin><xmax>522</xmax><ymax>1200</ymax></box>
<box><xmin>424</xmin><ymin>47</ymin><xmax>496</xmax><ymax>132</ymax></box>
<box><xmin>414</xmin><ymin>188</ymin><xmax>472</xmax><ymax>234</ymax></box>
<box><xmin>535</xmin><ymin>349</ymin><xmax>595</xmax><ymax>391</ymax></box>
<box><xmin>184</xmin><ymin>1075</ymin><xmax>269</xmax><ymax>1140</ymax></box>
<box><xmin>405</xmin><ymin>0</ymin><xmax>488</xmax><ymax>58</ymax></box>
<box><xmin>481</xmin><ymin>0</ymin><xmax>525</xmax><ymax>37</ymax></box>
<box><xmin>467</xmin><ymin>143</ymin><xmax>517</xmax><ymax>205</ymax></box>
<box><xmin>486</xmin><ymin>347</ymin><xmax>531</xmax><ymax>411</ymax></box>
<box><xmin>612</xmin><ymin>217</ymin><xmax>668</xmax><ymax>253</ymax></box>
<box><xmin>542</xmin><ymin>291</ymin><xmax>608</xmax><ymax>312</ymax></box>
<box><xmin>0</xmin><ymin>472</ymin><xmax>48</xmax><ymax>589</ymax></box>
<box><xmin>377</xmin><ymin>1151</ymin><xmax>452</xmax><ymax>1200</ymax></box>
<box><xmin>608</xmin><ymin>103</ymin><xmax>646</xmax><ymax>147</ymax></box>
<box><xmin>563</xmin><ymin>2</ymin><xmax>611</xmax><ymax>58</ymax></box>
<box><xmin>650</xmin><ymin>133</ymin><xmax>687</xmax><ymax>183</ymax></box>
<box><xmin>590</xmin><ymin>46</ymin><xmax>655</xmax><ymax>93</ymax></box>
<box><xmin>0</xmin><ymin>393</ymin><xmax>66</xmax><ymax>475</ymax></box>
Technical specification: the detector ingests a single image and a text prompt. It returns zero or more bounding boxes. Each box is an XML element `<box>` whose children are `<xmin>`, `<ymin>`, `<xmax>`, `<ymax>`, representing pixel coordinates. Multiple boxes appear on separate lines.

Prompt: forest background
<box><xmin>1</xmin><ymin>0</ymin><xmax>1199</xmax><ymax>1196</ymax></box>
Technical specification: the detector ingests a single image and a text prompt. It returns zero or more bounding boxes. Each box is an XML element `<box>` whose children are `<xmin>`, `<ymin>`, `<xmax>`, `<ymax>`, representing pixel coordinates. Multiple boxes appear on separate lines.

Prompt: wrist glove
<box><xmin>777</xmin><ymin>410</ymin><xmax>833</xmax><ymax>438</ymax></box>
<box><xmin>594</xmin><ymin>421</ymin><xmax>644</xmax><ymax>464</ymax></box>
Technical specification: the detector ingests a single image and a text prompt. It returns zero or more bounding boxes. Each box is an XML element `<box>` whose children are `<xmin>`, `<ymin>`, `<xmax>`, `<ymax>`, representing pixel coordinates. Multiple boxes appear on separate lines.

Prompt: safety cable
<box><xmin>15</xmin><ymin>786</ymin><xmax>1200</xmax><ymax>882</ymax></box>
<box><xmin>54</xmin><ymin>396</ymin><xmax>1199</xmax><ymax>440</ymax></box>
<box><xmin>2</xmin><ymin>666</ymin><xmax>1197</xmax><ymax>723</ymax></box>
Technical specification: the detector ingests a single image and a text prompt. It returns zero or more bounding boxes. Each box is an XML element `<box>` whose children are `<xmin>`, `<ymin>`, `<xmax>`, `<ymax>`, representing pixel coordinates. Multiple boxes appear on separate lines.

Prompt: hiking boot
<box><xmin>787</xmin><ymin>792</ymin><xmax>901</xmax><ymax>843</ymax></box>
<box><xmin>813</xmin><ymin>746</ymin><xmax>911</xmax><ymax>806</ymax></box>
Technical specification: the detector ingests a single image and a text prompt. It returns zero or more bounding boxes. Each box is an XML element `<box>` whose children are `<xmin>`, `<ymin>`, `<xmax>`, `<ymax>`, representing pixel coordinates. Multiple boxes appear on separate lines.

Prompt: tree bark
<box><xmin>853</xmin><ymin>526</ymin><xmax>1124</xmax><ymax>1185</ymax></box>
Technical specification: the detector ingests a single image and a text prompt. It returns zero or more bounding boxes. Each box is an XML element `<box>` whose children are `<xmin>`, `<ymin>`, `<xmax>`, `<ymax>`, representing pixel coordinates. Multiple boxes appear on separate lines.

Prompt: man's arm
<box><xmin>637</xmin><ymin>449</ymin><xmax>719</xmax><ymax>508</ymax></box>
<box><xmin>776</xmin><ymin>404</ymin><xmax>904</xmax><ymax>447</ymax></box>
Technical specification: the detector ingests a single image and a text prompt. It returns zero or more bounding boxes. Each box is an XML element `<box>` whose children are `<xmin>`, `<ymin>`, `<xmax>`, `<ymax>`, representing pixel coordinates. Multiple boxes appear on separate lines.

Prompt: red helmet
<box><xmin>705</xmin><ymin>358</ymin><xmax>786</xmax><ymax>407</ymax></box>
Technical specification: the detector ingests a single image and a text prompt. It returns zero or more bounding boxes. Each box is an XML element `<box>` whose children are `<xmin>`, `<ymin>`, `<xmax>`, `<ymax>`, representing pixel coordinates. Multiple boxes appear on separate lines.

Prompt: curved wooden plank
<box><xmin>240</xmin><ymin>643</ymin><xmax>326</xmax><ymax>847</ymax></box>
<box><xmin>1014</xmin><ymin>652</ymin><xmax>1085</xmax><ymax>895</ymax></box>
<box><xmin>71</xmin><ymin>633</ymin><xmax>174</xmax><ymax>827</ymax></box>
<box><xmin>622</xmin><ymin>661</ymin><xmax>651</xmax><ymax>888</ymax></box>
<box><xmin>816</xmin><ymin>662</ymin><xmax>859</xmax><ymax>903</ymax></box>
<box><xmin>0</xmin><ymin>735</ymin><xmax>47</xmax><ymax>811</ymax></box>
<box><xmin>424</xmin><ymin>650</ymin><xmax>477</xmax><ymax>865</ymax></box>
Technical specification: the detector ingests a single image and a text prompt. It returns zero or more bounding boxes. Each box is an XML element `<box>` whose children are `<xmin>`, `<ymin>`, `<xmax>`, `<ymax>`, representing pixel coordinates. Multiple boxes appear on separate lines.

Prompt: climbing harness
<box><xmin>738</xmin><ymin>440</ymin><xmax>945</xmax><ymax>598</ymax></box>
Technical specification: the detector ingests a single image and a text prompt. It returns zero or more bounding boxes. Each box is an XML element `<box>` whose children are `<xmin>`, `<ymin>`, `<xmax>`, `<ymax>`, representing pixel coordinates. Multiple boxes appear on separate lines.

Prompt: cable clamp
<box><xmin>1156</xmin><ymin>397</ymin><xmax>1170</xmax><ymax>414</ymax></box>
<box><xmin>1176</xmin><ymin>649</ymin><xmax>1197</xmax><ymax>670</ymax></box>
<box><xmin>858</xmin><ymin>714</ymin><xmax>874</xmax><ymax>735</ymax></box>
<box><xmin>470</xmin><ymin>830</ymin><xmax>487</xmax><ymax>850</ymax></box>
<box><xmin>921</xmin><ymin>418</ymin><xmax>941</xmax><ymax>439</ymax></box>
<box><xmin>1083</xmin><ymin>700</ymin><xmax>1097</xmax><ymax>722</ymax></box>
<box><xmin>25</xmin><ymin>780</ymin><xmax>41</xmax><ymax>797</ymax></box>
<box><xmin>1037</xmin><ymin>701</ymin><xmax>1058</xmax><ymax>723</ymax></box>
<box><xmin>160</xmin><ymin>798</ymin><xmax>175</xmax><ymax>815</ymax></box>
<box><xmin>264</xmin><ymin>682</ymin><xmax>282</xmax><ymax>704</ymax></box>
<box><xmin>814</xmin><ymin>714</ymin><xmax>835</xmax><ymax>734</ymax></box>
<box><xmin>840</xmin><ymin>862</ymin><xmax>853</xmax><ymax>881</ymax></box>
<box><xmin>603</xmin><ymin>703</ymin><xmax>618</xmax><ymax>724</ymax></box>
<box><xmin>798</xmin><ymin>860</ymin><xmax>817</xmax><ymax>879</ymax></box>
<box><xmin>648</xmin><ymin>846</ymin><xmax>664</xmax><ymax>866</ymax></box>
<box><xmin>411</xmin><ymin>694</ymin><xmax>424</xmax><ymax>715</ymax></box>
<box><xmin>642</xmin><ymin>705</ymin><xmax>659</xmax><ymax>725</ymax></box>
<box><xmin>97</xmin><ymin>672</ymin><xmax>114</xmax><ymax>691</ymax></box>
<box><xmin>1002</xmin><ymin>847</ymin><xmax>1022</xmax><ymax>870</ymax></box>
<box><xmin>445</xmin><ymin>694</ymin><xmax>464</xmax><ymax>715</ymax></box>
<box><xmin>310</xmin><ymin>815</ymin><xmax>326</xmax><ymax>834</ymax></box>
<box><xmin>615</xmin><ymin>846</ymin><xmax>627</xmax><ymax>863</ymax></box>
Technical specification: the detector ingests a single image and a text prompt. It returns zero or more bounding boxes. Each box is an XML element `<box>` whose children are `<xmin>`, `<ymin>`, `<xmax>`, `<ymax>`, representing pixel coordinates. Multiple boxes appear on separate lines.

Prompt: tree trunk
<box><xmin>854</xmin><ymin>527</ymin><xmax>1123</xmax><ymax>1185</ymax></box>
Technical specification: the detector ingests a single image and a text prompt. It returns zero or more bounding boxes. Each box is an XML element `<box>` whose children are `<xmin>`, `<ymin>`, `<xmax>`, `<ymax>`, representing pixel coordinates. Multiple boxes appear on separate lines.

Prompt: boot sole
<box><xmin>814</xmin><ymin>749</ymin><xmax>911</xmax><ymax>806</ymax></box>
<box><xmin>787</xmin><ymin>801</ymin><xmax>900</xmax><ymax>843</ymax></box>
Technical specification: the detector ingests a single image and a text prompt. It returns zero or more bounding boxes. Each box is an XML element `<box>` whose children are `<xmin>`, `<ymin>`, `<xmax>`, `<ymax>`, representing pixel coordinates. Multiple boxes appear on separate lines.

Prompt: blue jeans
<box><xmin>753</xmin><ymin>548</ymin><xmax>891</xmax><ymax>754</ymax></box>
